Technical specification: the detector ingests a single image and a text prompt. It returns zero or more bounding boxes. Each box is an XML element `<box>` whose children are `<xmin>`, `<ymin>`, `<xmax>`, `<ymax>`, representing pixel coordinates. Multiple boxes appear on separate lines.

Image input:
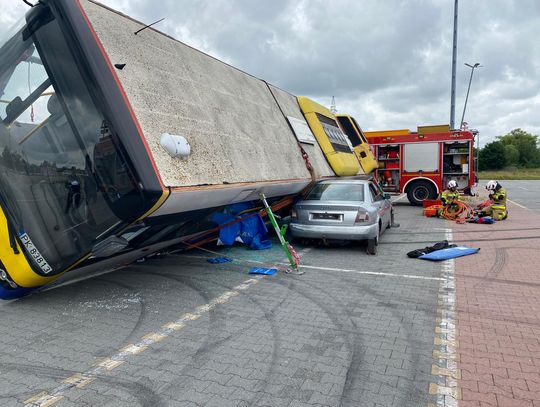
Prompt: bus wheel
<box><xmin>407</xmin><ymin>180</ymin><xmax>437</xmax><ymax>206</ymax></box>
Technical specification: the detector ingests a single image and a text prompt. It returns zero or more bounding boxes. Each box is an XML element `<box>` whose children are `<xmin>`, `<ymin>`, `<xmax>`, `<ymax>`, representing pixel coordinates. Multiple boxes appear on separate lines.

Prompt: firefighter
<box><xmin>437</xmin><ymin>179</ymin><xmax>460</xmax><ymax>219</ymax></box>
<box><xmin>481</xmin><ymin>180</ymin><xmax>508</xmax><ymax>220</ymax></box>
<box><xmin>438</xmin><ymin>180</ymin><xmax>460</xmax><ymax>218</ymax></box>
<box><xmin>441</xmin><ymin>180</ymin><xmax>460</xmax><ymax>207</ymax></box>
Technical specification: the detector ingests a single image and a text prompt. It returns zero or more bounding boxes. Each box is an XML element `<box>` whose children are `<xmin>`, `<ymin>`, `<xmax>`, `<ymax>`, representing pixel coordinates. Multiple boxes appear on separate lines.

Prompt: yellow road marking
<box><xmin>141</xmin><ymin>332</ymin><xmax>167</xmax><ymax>342</ymax></box>
<box><xmin>431</xmin><ymin>229</ymin><xmax>461</xmax><ymax>407</ymax></box>
<box><xmin>62</xmin><ymin>373</ymin><xmax>95</xmax><ymax>389</ymax></box>
<box><xmin>24</xmin><ymin>276</ymin><xmax>261</xmax><ymax>405</ymax></box>
<box><xmin>433</xmin><ymin>350</ymin><xmax>460</xmax><ymax>361</ymax></box>
<box><xmin>163</xmin><ymin>322</ymin><xmax>186</xmax><ymax>331</ymax></box>
<box><xmin>181</xmin><ymin>313</ymin><xmax>200</xmax><ymax>321</ymax></box>
<box><xmin>96</xmin><ymin>358</ymin><xmax>125</xmax><ymax>371</ymax></box>
<box><xmin>429</xmin><ymin>383</ymin><xmax>461</xmax><ymax>400</ymax></box>
<box><xmin>432</xmin><ymin>364</ymin><xmax>462</xmax><ymax>380</ymax></box>
<box><xmin>24</xmin><ymin>392</ymin><xmax>63</xmax><ymax>407</ymax></box>
<box><xmin>434</xmin><ymin>337</ymin><xmax>459</xmax><ymax>347</ymax></box>
<box><xmin>120</xmin><ymin>344</ymin><xmax>148</xmax><ymax>355</ymax></box>
<box><xmin>435</xmin><ymin>327</ymin><xmax>458</xmax><ymax>335</ymax></box>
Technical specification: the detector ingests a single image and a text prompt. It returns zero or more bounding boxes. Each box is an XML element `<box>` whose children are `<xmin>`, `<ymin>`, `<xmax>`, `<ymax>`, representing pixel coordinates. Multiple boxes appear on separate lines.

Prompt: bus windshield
<box><xmin>0</xmin><ymin>5</ymin><xmax>144</xmax><ymax>276</ymax></box>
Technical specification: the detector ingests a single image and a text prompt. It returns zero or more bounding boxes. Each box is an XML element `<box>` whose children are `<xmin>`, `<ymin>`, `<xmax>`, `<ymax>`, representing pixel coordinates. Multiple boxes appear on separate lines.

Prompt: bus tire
<box><xmin>406</xmin><ymin>180</ymin><xmax>437</xmax><ymax>206</ymax></box>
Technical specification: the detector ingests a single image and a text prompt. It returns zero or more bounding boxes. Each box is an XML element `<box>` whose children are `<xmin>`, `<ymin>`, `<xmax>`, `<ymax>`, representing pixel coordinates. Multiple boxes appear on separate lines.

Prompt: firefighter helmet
<box><xmin>486</xmin><ymin>180</ymin><xmax>498</xmax><ymax>192</ymax></box>
<box><xmin>448</xmin><ymin>180</ymin><xmax>458</xmax><ymax>190</ymax></box>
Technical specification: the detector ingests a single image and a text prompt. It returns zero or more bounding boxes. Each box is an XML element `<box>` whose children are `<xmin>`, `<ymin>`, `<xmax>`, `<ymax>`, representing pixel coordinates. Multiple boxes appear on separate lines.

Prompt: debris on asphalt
<box><xmin>206</xmin><ymin>257</ymin><xmax>233</xmax><ymax>264</ymax></box>
<box><xmin>406</xmin><ymin>240</ymin><xmax>456</xmax><ymax>258</ymax></box>
<box><xmin>248</xmin><ymin>267</ymin><xmax>278</xmax><ymax>275</ymax></box>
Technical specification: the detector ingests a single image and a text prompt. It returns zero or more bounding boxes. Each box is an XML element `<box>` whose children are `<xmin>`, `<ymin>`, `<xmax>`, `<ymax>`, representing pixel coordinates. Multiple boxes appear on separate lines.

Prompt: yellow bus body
<box><xmin>335</xmin><ymin>114</ymin><xmax>378</xmax><ymax>174</ymax></box>
<box><xmin>297</xmin><ymin>97</ymin><xmax>360</xmax><ymax>176</ymax></box>
<box><xmin>0</xmin><ymin>209</ymin><xmax>57</xmax><ymax>288</ymax></box>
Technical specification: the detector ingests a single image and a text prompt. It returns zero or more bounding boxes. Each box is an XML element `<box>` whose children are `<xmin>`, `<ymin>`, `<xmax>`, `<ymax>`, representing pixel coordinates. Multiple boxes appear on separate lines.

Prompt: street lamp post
<box><xmin>450</xmin><ymin>0</ymin><xmax>458</xmax><ymax>129</ymax></box>
<box><xmin>460</xmin><ymin>62</ymin><xmax>481</xmax><ymax>129</ymax></box>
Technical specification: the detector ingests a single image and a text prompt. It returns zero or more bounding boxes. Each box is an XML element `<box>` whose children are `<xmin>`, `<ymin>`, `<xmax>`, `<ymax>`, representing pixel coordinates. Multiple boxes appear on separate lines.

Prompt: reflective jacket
<box><xmin>489</xmin><ymin>187</ymin><xmax>507</xmax><ymax>209</ymax></box>
<box><xmin>440</xmin><ymin>189</ymin><xmax>460</xmax><ymax>206</ymax></box>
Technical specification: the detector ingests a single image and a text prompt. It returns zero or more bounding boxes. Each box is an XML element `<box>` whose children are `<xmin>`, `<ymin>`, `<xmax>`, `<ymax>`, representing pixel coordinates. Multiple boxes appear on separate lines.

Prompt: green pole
<box><xmin>260</xmin><ymin>194</ymin><xmax>302</xmax><ymax>274</ymax></box>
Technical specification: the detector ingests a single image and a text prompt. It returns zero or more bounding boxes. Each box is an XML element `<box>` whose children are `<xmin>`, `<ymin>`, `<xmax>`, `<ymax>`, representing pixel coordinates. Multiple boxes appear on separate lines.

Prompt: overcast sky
<box><xmin>2</xmin><ymin>0</ymin><xmax>539</xmax><ymax>146</ymax></box>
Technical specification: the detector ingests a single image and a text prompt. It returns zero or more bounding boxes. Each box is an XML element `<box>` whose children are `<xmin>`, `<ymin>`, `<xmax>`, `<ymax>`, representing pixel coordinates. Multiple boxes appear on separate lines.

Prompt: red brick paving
<box><xmin>453</xmin><ymin>200</ymin><xmax>540</xmax><ymax>406</ymax></box>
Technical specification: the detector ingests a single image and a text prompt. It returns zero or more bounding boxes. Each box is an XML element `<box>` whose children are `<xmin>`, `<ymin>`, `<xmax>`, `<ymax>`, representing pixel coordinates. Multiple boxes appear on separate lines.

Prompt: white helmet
<box><xmin>448</xmin><ymin>180</ymin><xmax>457</xmax><ymax>189</ymax></box>
<box><xmin>486</xmin><ymin>180</ymin><xmax>498</xmax><ymax>192</ymax></box>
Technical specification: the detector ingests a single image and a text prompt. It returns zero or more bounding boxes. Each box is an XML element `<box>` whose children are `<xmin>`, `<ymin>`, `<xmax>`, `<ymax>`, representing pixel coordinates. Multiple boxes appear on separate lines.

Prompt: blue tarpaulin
<box><xmin>210</xmin><ymin>212</ymin><xmax>272</xmax><ymax>250</ymax></box>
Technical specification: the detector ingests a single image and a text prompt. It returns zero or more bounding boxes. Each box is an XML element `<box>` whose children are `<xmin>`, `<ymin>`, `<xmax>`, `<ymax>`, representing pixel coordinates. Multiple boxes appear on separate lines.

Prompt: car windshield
<box><xmin>305</xmin><ymin>183</ymin><xmax>365</xmax><ymax>201</ymax></box>
<box><xmin>0</xmin><ymin>6</ymin><xmax>143</xmax><ymax>275</ymax></box>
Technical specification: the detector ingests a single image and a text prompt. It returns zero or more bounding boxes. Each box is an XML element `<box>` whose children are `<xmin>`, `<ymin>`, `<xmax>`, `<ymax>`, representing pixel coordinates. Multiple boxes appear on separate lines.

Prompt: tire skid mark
<box><xmin>93</xmin><ymin>277</ymin><xmax>147</xmax><ymax>351</ymax></box>
<box><xmin>149</xmin><ymin>271</ymin><xmax>229</xmax><ymax>378</ymax></box>
<box><xmin>151</xmin><ymin>270</ymin><xmax>219</xmax><ymax>354</ymax></box>
<box><xmin>297</xmin><ymin>277</ymin><xmax>411</xmax><ymax>406</ymax></box>
<box><xmin>151</xmin><ymin>271</ymin><xmax>287</xmax><ymax>406</ymax></box>
<box><xmin>2</xmin><ymin>362</ymin><xmax>165</xmax><ymax>407</ymax></box>
<box><xmin>342</xmin><ymin>280</ymin><xmax>431</xmax><ymax>407</ymax></box>
<box><xmin>329</xmin><ymin>273</ymin><xmax>436</xmax><ymax>406</ymax></box>
<box><xmin>471</xmin><ymin>247</ymin><xmax>507</xmax><ymax>289</ymax></box>
<box><xmin>21</xmin><ymin>276</ymin><xmax>260</xmax><ymax>407</ymax></box>
<box><xmin>271</xmin><ymin>277</ymin><xmax>367</xmax><ymax>407</ymax></box>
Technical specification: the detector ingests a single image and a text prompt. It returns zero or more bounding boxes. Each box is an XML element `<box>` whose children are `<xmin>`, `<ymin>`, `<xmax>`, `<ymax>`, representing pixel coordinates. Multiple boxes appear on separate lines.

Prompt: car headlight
<box><xmin>0</xmin><ymin>261</ymin><xmax>18</xmax><ymax>289</ymax></box>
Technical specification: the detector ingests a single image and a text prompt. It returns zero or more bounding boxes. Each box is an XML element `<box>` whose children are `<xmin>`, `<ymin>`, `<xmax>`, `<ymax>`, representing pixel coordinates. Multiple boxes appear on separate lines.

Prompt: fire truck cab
<box><xmin>364</xmin><ymin>125</ymin><xmax>477</xmax><ymax>205</ymax></box>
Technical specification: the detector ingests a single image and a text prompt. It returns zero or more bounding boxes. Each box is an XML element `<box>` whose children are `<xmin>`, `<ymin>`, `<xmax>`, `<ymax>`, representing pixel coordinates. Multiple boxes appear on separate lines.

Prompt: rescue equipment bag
<box><xmin>406</xmin><ymin>240</ymin><xmax>456</xmax><ymax>258</ymax></box>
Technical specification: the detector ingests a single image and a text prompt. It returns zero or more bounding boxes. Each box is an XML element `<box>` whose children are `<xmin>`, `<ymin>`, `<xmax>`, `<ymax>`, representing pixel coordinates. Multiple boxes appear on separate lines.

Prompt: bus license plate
<box><xmin>18</xmin><ymin>232</ymin><xmax>53</xmax><ymax>274</ymax></box>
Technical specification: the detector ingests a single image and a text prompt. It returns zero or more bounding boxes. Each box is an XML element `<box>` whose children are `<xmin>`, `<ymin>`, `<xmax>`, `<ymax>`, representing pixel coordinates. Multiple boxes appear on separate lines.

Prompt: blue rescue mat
<box><xmin>419</xmin><ymin>246</ymin><xmax>480</xmax><ymax>261</ymax></box>
<box><xmin>248</xmin><ymin>267</ymin><xmax>278</xmax><ymax>275</ymax></box>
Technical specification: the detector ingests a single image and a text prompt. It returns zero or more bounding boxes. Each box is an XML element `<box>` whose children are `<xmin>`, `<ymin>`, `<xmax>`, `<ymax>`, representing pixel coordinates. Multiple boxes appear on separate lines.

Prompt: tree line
<box><xmin>478</xmin><ymin>128</ymin><xmax>540</xmax><ymax>170</ymax></box>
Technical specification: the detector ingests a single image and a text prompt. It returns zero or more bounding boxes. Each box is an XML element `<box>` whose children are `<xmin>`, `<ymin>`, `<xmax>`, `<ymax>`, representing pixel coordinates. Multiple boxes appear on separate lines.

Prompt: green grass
<box><xmin>478</xmin><ymin>168</ymin><xmax>540</xmax><ymax>180</ymax></box>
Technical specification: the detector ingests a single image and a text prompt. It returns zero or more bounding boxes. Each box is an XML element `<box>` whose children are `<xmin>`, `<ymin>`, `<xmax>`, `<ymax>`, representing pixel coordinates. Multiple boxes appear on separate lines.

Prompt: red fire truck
<box><xmin>364</xmin><ymin>125</ymin><xmax>478</xmax><ymax>205</ymax></box>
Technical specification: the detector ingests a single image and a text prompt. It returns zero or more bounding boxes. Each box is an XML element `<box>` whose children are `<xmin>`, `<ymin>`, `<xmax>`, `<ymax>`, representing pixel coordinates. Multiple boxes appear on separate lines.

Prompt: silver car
<box><xmin>289</xmin><ymin>178</ymin><xmax>394</xmax><ymax>254</ymax></box>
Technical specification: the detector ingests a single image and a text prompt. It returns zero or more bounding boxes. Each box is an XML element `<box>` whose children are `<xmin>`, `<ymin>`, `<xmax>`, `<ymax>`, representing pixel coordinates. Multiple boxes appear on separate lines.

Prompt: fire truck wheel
<box><xmin>406</xmin><ymin>180</ymin><xmax>437</xmax><ymax>206</ymax></box>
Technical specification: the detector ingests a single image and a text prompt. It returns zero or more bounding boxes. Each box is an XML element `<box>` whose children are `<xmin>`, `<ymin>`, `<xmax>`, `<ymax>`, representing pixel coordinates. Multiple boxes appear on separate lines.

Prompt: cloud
<box><xmin>1</xmin><ymin>0</ymin><xmax>538</xmax><ymax>145</ymax></box>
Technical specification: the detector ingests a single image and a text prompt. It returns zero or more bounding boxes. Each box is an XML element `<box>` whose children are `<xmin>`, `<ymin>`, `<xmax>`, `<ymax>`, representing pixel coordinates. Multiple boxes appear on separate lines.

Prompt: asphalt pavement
<box><xmin>0</xmin><ymin>202</ymin><xmax>458</xmax><ymax>407</ymax></box>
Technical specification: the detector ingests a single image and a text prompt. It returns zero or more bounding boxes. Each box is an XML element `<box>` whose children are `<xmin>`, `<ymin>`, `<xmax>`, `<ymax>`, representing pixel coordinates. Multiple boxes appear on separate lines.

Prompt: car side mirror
<box><xmin>384</xmin><ymin>193</ymin><xmax>391</xmax><ymax>200</ymax></box>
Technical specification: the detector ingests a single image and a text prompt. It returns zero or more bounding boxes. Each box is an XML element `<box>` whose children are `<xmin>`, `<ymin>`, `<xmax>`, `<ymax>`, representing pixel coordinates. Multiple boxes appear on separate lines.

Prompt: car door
<box><xmin>368</xmin><ymin>182</ymin><xmax>390</xmax><ymax>227</ymax></box>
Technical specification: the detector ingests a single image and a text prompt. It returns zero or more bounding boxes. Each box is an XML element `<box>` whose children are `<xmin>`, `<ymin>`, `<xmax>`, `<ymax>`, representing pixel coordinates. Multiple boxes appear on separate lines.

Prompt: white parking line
<box><xmin>508</xmin><ymin>199</ymin><xmax>528</xmax><ymax>209</ymax></box>
<box><xmin>391</xmin><ymin>193</ymin><xmax>407</xmax><ymax>203</ymax></box>
<box><xmin>295</xmin><ymin>263</ymin><xmax>444</xmax><ymax>281</ymax></box>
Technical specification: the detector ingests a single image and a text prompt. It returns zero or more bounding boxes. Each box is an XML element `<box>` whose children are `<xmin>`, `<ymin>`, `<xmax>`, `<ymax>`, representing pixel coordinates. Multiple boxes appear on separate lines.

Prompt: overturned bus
<box><xmin>0</xmin><ymin>0</ymin><xmax>373</xmax><ymax>299</ymax></box>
